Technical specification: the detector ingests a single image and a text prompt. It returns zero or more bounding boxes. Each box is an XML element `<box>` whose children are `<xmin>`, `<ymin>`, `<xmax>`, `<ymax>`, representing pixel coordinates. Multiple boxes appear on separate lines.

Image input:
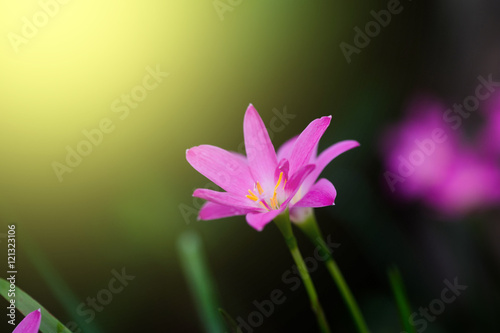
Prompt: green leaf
<box><xmin>22</xmin><ymin>236</ymin><xmax>103</xmax><ymax>333</ymax></box>
<box><xmin>387</xmin><ymin>266</ymin><xmax>416</xmax><ymax>333</ymax></box>
<box><xmin>177</xmin><ymin>231</ymin><xmax>225</xmax><ymax>333</ymax></box>
<box><xmin>0</xmin><ymin>278</ymin><xmax>72</xmax><ymax>333</ymax></box>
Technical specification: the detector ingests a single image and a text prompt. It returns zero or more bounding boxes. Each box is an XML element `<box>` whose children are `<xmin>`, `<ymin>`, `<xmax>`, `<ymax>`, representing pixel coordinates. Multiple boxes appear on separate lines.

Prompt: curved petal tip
<box><xmin>246</xmin><ymin>103</ymin><xmax>257</xmax><ymax>114</ymax></box>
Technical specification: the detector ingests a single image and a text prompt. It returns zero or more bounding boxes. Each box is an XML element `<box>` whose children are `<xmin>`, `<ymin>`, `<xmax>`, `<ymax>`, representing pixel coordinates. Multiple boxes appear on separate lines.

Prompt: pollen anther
<box><xmin>246</xmin><ymin>172</ymin><xmax>286</xmax><ymax>210</ymax></box>
<box><xmin>256</xmin><ymin>182</ymin><xmax>264</xmax><ymax>195</ymax></box>
<box><xmin>246</xmin><ymin>190</ymin><xmax>259</xmax><ymax>202</ymax></box>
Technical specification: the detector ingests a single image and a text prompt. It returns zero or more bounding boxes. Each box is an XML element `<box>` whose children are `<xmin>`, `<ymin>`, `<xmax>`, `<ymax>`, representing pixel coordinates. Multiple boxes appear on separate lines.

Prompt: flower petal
<box><xmin>199</xmin><ymin>202</ymin><xmax>256</xmax><ymax>220</ymax></box>
<box><xmin>246</xmin><ymin>207</ymin><xmax>286</xmax><ymax>231</ymax></box>
<box><xmin>186</xmin><ymin>145</ymin><xmax>254</xmax><ymax>195</ymax></box>
<box><xmin>303</xmin><ymin>140</ymin><xmax>360</xmax><ymax>191</ymax></box>
<box><xmin>288</xmin><ymin>116</ymin><xmax>331</xmax><ymax>175</ymax></box>
<box><xmin>193</xmin><ymin>189</ymin><xmax>258</xmax><ymax>210</ymax></box>
<box><xmin>285</xmin><ymin>164</ymin><xmax>316</xmax><ymax>196</ymax></box>
<box><xmin>278</xmin><ymin>135</ymin><xmax>317</xmax><ymax>164</ymax></box>
<box><xmin>244</xmin><ymin>104</ymin><xmax>278</xmax><ymax>187</ymax></box>
<box><xmin>277</xmin><ymin>136</ymin><xmax>298</xmax><ymax>160</ymax></box>
<box><xmin>292</xmin><ymin>178</ymin><xmax>337</xmax><ymax>208</ymax></box>
<box><xmin>13</xmin><ymin>309</ymin><xmax>41</xmax><ymax>333</ymax></box>
<box><xmin>275</xmin><ymin>159</ymin><xmax>290</xmax><ymax>183</ymax></box>
<box><xmin>230</xmin><ymin>151</ymin><xmax>248</xmax><ymax>164</ymax></box>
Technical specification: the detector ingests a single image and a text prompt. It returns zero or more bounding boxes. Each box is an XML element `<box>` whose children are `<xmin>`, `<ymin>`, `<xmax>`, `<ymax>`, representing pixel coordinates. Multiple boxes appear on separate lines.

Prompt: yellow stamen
<box><xmin>246</xmin><ymin>172</ymin><xmax>286</xmax><ymax>210</ymax></box>
<box><xmin>256</xmin><ymin>181</ymin><xmax>264</xmax><ymax>195</ymax></box>
<box><xmin>274</xmin><ymin>172</ymin><xmax>283</xmax><ymax>191</ymax></box>
<box><xmin>269</xmin><ymin>172</ymin><xmax>284</xmax><ymax>209</ymax></box>
<box><xmin>246</xmin><ymin>190</ymin><xmax>259</xmax><ymax>202</ymax></box>
<box><xmin>270</xmin><ymin>196</ymin><xmax>277</xmax><ymax>209</ymax></box>
<box><xmin>271</xmin><ymin>194</ymin><xmax>278</xmax><ymax>209</ymax></box>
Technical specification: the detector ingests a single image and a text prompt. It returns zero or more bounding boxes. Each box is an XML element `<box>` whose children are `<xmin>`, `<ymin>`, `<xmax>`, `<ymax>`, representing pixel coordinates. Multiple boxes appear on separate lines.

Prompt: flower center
<box><xmin>246</xmin><ymin>172</ymin><xmax>286</xmax><ymax>210</ymax></box>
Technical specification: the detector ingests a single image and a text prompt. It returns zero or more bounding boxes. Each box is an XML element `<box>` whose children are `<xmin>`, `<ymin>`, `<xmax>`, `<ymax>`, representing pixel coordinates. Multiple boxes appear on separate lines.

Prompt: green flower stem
<box><xmin>297</xmin><ymin>213</ymin><xmax>370</xmax><ymax>333</ymax></box>
<box><xmin>274</xmin><ymin>213</ymin><xmax>331</xmax><ymax>333</ymax></box>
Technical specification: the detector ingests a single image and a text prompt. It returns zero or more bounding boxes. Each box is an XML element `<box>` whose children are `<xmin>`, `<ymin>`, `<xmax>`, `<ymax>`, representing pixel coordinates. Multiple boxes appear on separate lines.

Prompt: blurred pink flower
<box><xmin>382</xmin><ymin>95</ymin><xmax>500</xmax><ymax>216</ymax></box>
<box><xmin>382</xmin><ymin>97</ymin><xmax>459</xmax><ymax>198</ymax></box>
<box><xmin>427</xmin><ymin>150</ymin><xmax>500</xmax><ymax>215</ymax></box>
<box><xmin>13</xmin><ymin>309</ymin><xmax>41</xmax><ymax>333</ymax></box>
<box><xmin>186</xmin><ymin>104</ymin><xmax>358</xmax><ymax>231</ymax></box>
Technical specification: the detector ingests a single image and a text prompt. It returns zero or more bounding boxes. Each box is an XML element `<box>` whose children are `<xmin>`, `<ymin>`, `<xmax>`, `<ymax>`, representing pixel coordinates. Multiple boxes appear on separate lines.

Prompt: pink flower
<box><xmin>13</xmin><ymin>309</ymin><xmax>41</xmax><ymax>333</ymax></box>
<box><xmin>382</xmin><ymin>95</ymin><xmax>500</xmax><ymax>216</ymax></box>
<box><xmin>381</xmin><ymin>96</ymin><xmax>459</xmax><ymax>198</ymax></box>
<box><xmin>426</xmin><ymin>150</ymin><xmax>500</xmax><ymax>216</ymax></box>
<box><xmin>186</xmin><ymin>104</ymin><xmax>359</xmax><ymax>231</ymax></box>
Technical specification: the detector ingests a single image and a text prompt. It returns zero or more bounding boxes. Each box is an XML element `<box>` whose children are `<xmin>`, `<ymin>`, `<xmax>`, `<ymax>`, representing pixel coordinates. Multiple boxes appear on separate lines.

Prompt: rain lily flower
<box><xmin>382</xmin><ymin>95</ymin><xmax>500</xmax><ymax>216</ymax></box>
<box><xmin>13</xmin><ymin>309</ymin><xmax>41</xmax><ymax>333</ymax></box>
<box><xmin>187</xmin><ymin>104</ymin><xmax>365</xmax><ymax>332</ymax></box>
<box><xmin>186</xmin><ymin>104</ymin><xmax>359</xmax><ymax>231</ymax></box>
<box><xmin>381</xmin><ymin>96</ymin><xmax>460</xmax><ymax>199</ymax></box>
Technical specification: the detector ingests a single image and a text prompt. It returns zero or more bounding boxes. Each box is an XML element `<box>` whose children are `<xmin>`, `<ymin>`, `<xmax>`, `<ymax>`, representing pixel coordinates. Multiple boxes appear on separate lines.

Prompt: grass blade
<box><xmin>0</xmin><ymin>278</ymin><xmax>72</xmax><ymax>333</ymax></box>
<box><xmin>23</xmin><ymin>237</ymin><xmax>103</xmax><ymax>333</ymax></box>
<box><xmin>218</xmin><ymin>308</ymin><xmax>242</xmax><ymax>333</ymax></box>
<box><xmin>388</xmin><ymin>266</ymin><xmax>416</xmax><ymax>333</ymax></box>
<box><xmin>177</xmin><ymin>231</ymin><xmax>225</xmax><ymax>333</ymax></box>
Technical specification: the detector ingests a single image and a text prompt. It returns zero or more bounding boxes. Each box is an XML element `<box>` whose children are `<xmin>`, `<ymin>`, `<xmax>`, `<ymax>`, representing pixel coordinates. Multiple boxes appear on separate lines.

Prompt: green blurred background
<box><xmin>1</xmin><ymin>1</ymin><xmax>499</xmax><ymax>332</ymax></box>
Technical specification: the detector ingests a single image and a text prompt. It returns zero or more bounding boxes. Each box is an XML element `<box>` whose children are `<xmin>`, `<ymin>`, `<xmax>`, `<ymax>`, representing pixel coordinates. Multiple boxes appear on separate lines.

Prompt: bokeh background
<box><xmin>1</xmin><ymin>0</ymin><xmax>499</xmax><ymax>332</ymax></box>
